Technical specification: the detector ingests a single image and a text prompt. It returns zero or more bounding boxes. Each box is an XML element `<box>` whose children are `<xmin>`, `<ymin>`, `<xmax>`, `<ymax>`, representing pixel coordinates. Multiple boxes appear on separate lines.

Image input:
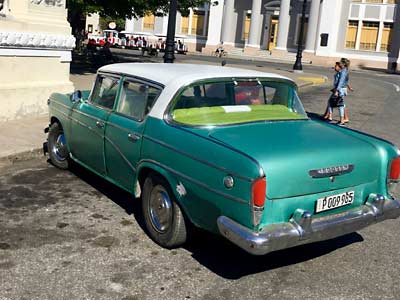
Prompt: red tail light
<box><xmin>252</xmin><ymin>178</ymin><xmax>266</xmax><ymax>207</ymax></box>
<box><xmin>389</xmin><ymin>157</ymin><xmax>400</xmax><ymax>180</ymax></box>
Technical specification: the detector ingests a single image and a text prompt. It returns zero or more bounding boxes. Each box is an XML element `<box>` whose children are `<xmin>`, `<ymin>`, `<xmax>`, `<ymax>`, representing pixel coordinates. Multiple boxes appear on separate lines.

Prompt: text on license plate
<box><xmin>316</xmin><ymin>191</ymin><xmax>355</xmax><ymax>213</ymax></box>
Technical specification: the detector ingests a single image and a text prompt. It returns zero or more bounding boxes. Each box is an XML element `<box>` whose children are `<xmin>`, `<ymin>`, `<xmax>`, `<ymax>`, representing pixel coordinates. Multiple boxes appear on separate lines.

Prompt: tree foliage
<box><xmin>66</xmin><ymin>0</ymin><xmax>209</xmax><ymax>20</ymax></box>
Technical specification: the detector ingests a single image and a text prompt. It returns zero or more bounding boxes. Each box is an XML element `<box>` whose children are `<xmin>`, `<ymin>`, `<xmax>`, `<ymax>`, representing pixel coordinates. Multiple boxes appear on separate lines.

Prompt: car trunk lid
<box><xmin>206</xmin><ymin>120</ymin><xmax>380</xmax><ymax>199</ymax></box>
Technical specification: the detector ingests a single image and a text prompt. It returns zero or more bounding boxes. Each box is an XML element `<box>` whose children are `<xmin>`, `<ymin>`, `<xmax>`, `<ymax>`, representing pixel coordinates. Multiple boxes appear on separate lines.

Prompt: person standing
<box><xmin>323</xmin><ymin>62</ymin><xmax>342</xmax><ymax>121</ymax></box>
<box><xmin>334</xmin><ymin>60</ymin><xmax>350</xmax><ymax>125</ymax></box>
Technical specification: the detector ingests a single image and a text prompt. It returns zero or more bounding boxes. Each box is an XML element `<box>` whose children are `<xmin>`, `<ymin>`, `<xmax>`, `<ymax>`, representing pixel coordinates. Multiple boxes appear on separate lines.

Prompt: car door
<box><xmin>104</xmin><ymin>77</ymin><xmax>162</xmax><ymax>191</ymax></box>
<box><xmin>69</xmin><ymin>74</ymin><xmax>121</xmax><ymax>175</ymax></box>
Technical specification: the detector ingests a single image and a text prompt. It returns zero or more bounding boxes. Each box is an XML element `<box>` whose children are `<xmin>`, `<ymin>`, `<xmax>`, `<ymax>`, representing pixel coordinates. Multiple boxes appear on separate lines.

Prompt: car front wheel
<box><xmin>48</xmin><ymin>122</ymin><xmax>69</xmax><ymax>170</ymax></box>
<box><xmin>142</xmin><ymin>173</ymin><xmax>187</xmax><ymax>248</ymax></box>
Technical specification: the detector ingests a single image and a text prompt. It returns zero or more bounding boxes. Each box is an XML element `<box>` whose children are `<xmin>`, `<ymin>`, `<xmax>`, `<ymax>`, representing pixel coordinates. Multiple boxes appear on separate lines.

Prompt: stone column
<box><xmin>304</xmin><ymin>0</ymin><xmax>321</xmax><ymax>52</ymax></box>
<box><xmin>205</xmin><ymin>0</ymin><xmax>224</xmax><ymax>52</ymax></box>
<box><xmin>275</xmin><ymin>0</ymin><xmax>290</xmax><ymax>50</ymax></box>
<box><xmin>247</xmin><ymin>0</ymin><xmax>262</xmax><ymax>48</ymax></box>
<box><xmin>0</xmin><ymin>0</ymin><xmax>74</xmax><ymax>121</ymax></box>
<box><xmin>221</xmin><ymin>0</ymin><xmax>235</xmax><ymax>44</ymax></box>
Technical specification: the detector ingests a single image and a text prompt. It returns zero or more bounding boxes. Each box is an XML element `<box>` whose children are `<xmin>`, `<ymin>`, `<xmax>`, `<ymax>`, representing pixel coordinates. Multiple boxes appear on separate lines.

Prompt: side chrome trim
<box><xmin>104</xmin><ymin>135</ymin><xmax>137</xmax><ymax>173</ymax></box>
<box><xmin>107</xmin><ymin>121</ymin><xmax>136</xmax><ymax>135</ymax></box>
<box><xmin>51</xmin><ymin>100</ymin><xmax>72</xmax><ymax>111</ymax></box>
<box><xmin>137</xmin><ymin>159</ymin><xmax>249</xmax><ymax>205</ymax></box>
<box><xmin>143</xmin><ymin>135</ymin><xmax>253</xmax><ymax>182</ymax></box>
<box><xmin>166</xmin><ymin>123</ymin><xmax>265</xmax><ymax>178</ymax></box>
<box><xmin>51</xmin><ymin>106</ymin><xmax>69</xmax><ymax>119</ymax></box>
<box><xmin>71</xmin><ymin>108</ymin><xmax>104</xmax><ymax>123</ymax></box>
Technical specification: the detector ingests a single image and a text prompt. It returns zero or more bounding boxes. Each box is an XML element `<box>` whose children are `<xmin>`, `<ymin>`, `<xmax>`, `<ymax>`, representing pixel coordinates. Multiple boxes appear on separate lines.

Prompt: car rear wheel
<box><xmin>48</xmin><ymin>122</ymin><xmax>69</xmax><ymax>170</ymax></box>
<box><xmin>142</xmin><ymin>173</ymin><xmax>187</xmax><ymax>248</ymax></box>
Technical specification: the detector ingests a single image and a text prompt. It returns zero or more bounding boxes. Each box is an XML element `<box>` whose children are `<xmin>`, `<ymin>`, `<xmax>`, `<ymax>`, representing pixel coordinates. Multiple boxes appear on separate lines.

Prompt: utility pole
<box><xmin>293</xmin><ymin>0</ymin><xmax>307</xmax><ymax>72</ymax></box>
<box><xmin>163</xmin><ymin>0</ymin><xmax>177</xmax><ymax>63</ymax></box>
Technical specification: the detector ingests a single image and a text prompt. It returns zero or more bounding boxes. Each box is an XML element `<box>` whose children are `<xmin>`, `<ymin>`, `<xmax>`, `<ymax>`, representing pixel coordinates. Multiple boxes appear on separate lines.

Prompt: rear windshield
<box><xmin>169</xmin><ymin>79</ymin><xmax>307</xmax><ymax>126</ymax></box>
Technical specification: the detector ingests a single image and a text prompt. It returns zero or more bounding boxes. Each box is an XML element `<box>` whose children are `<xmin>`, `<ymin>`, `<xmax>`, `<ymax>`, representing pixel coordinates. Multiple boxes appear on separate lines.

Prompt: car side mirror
<box><xmin>70</xmin><ymin>90</ymin><xmax>82</xmax><ymax>103</ymax></box>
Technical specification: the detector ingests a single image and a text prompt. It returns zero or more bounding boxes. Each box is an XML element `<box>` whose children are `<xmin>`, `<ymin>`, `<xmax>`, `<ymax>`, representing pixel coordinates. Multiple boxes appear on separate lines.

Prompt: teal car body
<box><xmin>45</xmin><ymin>63</ymin><xmax>400</xmax><ymax>255</ymax></box>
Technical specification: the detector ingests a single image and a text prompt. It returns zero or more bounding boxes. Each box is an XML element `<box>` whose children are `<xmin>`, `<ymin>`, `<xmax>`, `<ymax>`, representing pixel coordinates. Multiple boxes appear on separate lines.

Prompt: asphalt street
<box><xmin>1</xmin><ymin>56</ymin><xmax>400</xmax><ymax>300</ymax></box>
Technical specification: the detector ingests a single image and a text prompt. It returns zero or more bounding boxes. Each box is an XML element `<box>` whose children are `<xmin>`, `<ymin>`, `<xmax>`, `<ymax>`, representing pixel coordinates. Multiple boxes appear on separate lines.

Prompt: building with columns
<box><xmin>126</xmin><ymin>0</ymin><xmax>399</xmax><ymax>70</ymax></box>
<box><xmin>0</xmin><ymin>0</ymin><xmax>75</xmax><ymax>121</ymax></box>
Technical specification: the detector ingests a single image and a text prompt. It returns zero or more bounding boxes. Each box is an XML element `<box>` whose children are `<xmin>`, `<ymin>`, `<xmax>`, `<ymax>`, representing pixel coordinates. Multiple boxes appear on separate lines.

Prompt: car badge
<box><xmin>309</xmin><ymin>164</ymin><xmax>354</xmax><ymax>178</ymax></box>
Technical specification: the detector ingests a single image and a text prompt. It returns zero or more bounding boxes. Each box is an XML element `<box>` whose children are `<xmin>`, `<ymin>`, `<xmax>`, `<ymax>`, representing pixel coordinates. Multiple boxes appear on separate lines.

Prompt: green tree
<box><xmin>67</xmin><ymin>0</ymin><xmax>208</xmax><ymax>35</ymax></box>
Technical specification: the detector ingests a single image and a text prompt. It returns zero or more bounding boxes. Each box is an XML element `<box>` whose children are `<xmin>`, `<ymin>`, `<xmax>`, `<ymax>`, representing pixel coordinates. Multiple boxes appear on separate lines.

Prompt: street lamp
<box><xmin>163</xmin><ymin>0</ymin><xmax>177</xmax><ymax>63</ymax></box>
<box><xmin>293</xmin><ymin>0</ymin><xmax>307</xmax><ymax>71</ymax></box>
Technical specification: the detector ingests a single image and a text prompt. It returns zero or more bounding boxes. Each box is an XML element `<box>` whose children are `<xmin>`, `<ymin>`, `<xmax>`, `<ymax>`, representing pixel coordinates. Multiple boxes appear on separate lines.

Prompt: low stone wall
<box><xmin>0</xmin><ymin>0</ymin><xmax>74</xmax><ymax>121</ymax></box>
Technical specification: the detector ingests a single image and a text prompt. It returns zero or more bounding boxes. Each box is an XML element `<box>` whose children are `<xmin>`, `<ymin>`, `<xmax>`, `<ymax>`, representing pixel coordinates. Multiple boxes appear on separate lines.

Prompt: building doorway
<box><xmin>268</xmin><ymin>16</ymin><xmax>279</xmax><ymax>50</ymax></box>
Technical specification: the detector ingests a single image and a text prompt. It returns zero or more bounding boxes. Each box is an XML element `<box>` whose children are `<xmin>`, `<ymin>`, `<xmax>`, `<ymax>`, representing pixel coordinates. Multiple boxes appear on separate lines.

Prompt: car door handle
<box><xmin>128</xmin><ymin>133</ymin><xmax>140</xmax><ymax>142</ymax></box>
<box><xmin>96</xmin><ymin>121</ymin><xmax>104</xmax><ymax>128</ymax></box>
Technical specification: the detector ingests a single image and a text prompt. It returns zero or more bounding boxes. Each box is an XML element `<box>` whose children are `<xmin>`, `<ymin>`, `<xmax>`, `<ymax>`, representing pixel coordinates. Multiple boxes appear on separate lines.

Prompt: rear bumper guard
<box><xmin>217</xmin><ymin>194</ymin><xmax>400</xmax><ymax>255</ymax></box>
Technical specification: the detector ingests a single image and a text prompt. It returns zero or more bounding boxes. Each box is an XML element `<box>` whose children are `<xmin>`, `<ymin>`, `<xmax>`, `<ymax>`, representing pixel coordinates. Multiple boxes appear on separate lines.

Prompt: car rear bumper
<box><xmin>217</xmin><ymin>194</ymin><xmax>400</xmax><ymax>255</ymax></box>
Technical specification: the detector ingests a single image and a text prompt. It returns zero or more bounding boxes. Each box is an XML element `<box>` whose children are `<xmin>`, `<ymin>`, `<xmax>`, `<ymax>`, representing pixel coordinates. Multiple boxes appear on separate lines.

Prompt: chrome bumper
<box><xmin>217</xmin><ymin>195</ymin><xmax>400</xmax><ymax>255</ymax></box>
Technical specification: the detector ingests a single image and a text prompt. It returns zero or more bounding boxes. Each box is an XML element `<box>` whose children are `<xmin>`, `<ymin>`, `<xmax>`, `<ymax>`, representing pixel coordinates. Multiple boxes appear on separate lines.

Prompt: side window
<box><xmin>117</xmin><ymin>80</ymin><xmax>161</xmax><ymax>120</ymax></box>
<box><xmin>91</xmin><ymin>75</ymin><xmax>120</xmax><ymax>109</ymax></box>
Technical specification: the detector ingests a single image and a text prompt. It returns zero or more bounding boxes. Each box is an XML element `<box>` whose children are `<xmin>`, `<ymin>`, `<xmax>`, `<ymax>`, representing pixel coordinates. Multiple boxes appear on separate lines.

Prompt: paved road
<box><xmin>1</xmin><ymin>58</ymin><xmax>400</xmax><ymax>300</ymax></box>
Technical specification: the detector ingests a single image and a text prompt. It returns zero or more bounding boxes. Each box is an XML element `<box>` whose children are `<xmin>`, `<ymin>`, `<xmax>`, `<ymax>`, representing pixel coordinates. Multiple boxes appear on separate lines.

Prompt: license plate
<box><xmin>316</xmin><ymin>191</ymin><xmax>355</xmax><ymax>213</ymax></box>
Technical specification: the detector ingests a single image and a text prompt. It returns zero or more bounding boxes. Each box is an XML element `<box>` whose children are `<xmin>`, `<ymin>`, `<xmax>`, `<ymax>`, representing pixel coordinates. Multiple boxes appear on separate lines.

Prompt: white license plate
<box><xmin>316</xmin><ymin>191</ymin><xmax>355</xmax><ymax>213</ymax></box>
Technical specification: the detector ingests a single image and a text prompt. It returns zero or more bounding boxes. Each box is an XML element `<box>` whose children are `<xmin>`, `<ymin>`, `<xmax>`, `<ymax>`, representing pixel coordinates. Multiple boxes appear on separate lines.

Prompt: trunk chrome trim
<box><xmin>309</xmin><ymin>164</ymin><xmax>354</xmax><ymax>178</ymax></box>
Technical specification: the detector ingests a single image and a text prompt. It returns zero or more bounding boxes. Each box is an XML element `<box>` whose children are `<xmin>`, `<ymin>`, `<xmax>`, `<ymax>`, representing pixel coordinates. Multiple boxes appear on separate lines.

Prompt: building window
<box><xmin>345</xmin><ymin>20</ymin><xmax>359</xmax><ymax>49</ymax></box>
<box><xmin>88</xmin><ymin>24</ymin><xmax>93</xmax><ymax>33</ymax></box>
<box><xmin>143</xmin><ymin>13</ymin><xmax>155</xmax><ymax>31</ymax></box>
<box><xmin>191</xmin><ymin>10</ymin><xmax>205</xmax><ymax>36</ymax></box>
<box><xmin>380</xmin><ymin>22</ymin><xmax>393</xmax><ymax>52</ymax></box>
<box><xmin>359</xmin><ymin>21</ymin><xmax>379</xmax><ymax>50</ymax></box>
<box><xmin>243</xmin><ymin>12</ymin><xmax>251</xmax><ymax>40</ymax></box>
<box><xmin>352</xmin><ymin>0</ymin><xmax>396</xmax><ymax>2</ymax></box>
<box><xmin>181</xmin><ymin>16</ymin><xmax>189</xmax><ymax>34</ymax></box>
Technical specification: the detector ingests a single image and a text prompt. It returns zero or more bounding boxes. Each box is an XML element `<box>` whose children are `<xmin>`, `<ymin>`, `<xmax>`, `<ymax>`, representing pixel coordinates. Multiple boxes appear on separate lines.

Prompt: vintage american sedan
<box><xmin>44</xmin><ymin>63</ymin><xmax>400</xmax><ymax>255</ymax></box>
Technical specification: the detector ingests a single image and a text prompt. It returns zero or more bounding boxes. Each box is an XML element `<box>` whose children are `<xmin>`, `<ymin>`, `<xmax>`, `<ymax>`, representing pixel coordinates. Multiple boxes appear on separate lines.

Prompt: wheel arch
<box><xmin>136</xmin><ymin>161</ymin><xmax>194</xmax><ymax>222</ymax></box>
<box><xmin>49</xmin><ymin>116</ymin><xmax>71</xmax><ymax>153</ymax></box>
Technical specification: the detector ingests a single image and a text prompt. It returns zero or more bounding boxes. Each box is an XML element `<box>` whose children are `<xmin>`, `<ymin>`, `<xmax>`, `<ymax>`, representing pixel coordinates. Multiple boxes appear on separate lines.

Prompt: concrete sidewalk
<box><xmin>0</xmin><ymin>62</ymin><xmax>327</xmax><ymax>164</ymax></box>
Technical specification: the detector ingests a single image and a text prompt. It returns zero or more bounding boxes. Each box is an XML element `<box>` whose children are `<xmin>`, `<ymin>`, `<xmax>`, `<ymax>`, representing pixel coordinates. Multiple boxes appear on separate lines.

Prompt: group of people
<box><xmin>323</xmin><ymin>58</ymin><xmax>353</xmax><ymax>126</ymax></box>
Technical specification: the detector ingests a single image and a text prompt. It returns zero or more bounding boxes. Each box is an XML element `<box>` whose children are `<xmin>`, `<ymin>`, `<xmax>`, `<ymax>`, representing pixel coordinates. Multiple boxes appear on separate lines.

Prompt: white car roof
<box><xmin>99</xmin><ymin>63</ymin><xmax>291</xmax><ymax>86</ymax></box>
<box><xmin>98</xmin><ymin>63</ymin><xmax>294</xmax><ymax>119</ymax></box>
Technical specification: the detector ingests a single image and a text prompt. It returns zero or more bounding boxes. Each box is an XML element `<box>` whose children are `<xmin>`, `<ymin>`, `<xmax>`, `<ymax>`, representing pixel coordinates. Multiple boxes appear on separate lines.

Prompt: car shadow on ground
<box><xmin>66</xmin><ymin>160</ymin><xmax>364</xmax><ymax>279</ymax></box>
<box><xmin>185</xmin><ymin>229</ymin><xmax>363</xmax><ymax>279</ymax></box>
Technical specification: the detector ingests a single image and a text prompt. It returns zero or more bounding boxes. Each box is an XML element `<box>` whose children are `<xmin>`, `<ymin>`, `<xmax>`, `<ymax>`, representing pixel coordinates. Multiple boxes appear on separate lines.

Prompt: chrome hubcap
<box><xmin>52</xmin><ymin>133</ymin><xmax>67</xmax><ymax>161</ymax></box>
<box><xmin>149</xmin><ymin>185</ymin><xmax>172</xmax><ymax>233</ymax></box>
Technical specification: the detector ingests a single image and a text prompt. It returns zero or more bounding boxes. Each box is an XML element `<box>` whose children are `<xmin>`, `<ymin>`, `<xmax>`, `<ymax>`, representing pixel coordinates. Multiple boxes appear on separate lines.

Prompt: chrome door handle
<box><xmin>128</xmin><ymin>133</ymin><xmax>140</xmax><ymax>142</ymax></box>
<box><xmin>96</xmin><ymin>121</ymin><xmax>104</xmax><ymax>128</ymax></box>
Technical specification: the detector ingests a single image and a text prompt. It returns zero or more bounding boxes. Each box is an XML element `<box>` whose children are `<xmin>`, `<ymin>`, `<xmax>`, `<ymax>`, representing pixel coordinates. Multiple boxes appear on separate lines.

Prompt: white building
<box><xmin>126</xmin><ymin>0</ymin><xmax>399</xmax><ymax>70</ymax></box>
<box><xmin>0</xmin><ymin>0</ymin><xmax>75</xmax><ymax>121</ymax></box>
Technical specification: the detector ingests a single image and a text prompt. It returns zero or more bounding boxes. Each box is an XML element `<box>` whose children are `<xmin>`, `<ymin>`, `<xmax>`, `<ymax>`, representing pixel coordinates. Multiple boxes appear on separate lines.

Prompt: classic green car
<box><xmin>44</xmin><ymin>63</ymin><xmax>400</xmax><ymax>255</ymax></box>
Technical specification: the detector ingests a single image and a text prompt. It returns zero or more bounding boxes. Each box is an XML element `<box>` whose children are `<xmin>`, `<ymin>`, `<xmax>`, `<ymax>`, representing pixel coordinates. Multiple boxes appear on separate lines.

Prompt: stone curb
<box><xmin>0</xmin><ymin>148</ymin><xmax>44</xmax><ymax>166</ymax></box>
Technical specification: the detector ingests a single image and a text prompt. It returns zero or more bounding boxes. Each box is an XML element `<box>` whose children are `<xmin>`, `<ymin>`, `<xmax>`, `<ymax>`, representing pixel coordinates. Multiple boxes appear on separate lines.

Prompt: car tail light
<box><xmin>251</xmin><ymin>177</ymin><xmax>266</xmax><ymax>226</ymax></box>
<box><xmin>389</xmin><ymin>157</ymin><xmax>400</xmax><ymax>180</ymax></box>
<box><xmin>388</xmin><ymin>157</ymin><xmax>400</xmax><ymax>200</ymax></box>
<box><xmin>252</xmin><ymin>177</ymin><xmax>266</xmax><ymax>207</ymax></box>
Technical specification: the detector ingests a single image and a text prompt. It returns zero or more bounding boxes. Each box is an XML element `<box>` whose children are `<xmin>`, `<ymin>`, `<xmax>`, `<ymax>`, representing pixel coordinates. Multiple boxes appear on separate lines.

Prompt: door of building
<box><xmin>268</xmin><ymin>17</ymin><xmax>279</xmax><ymax>50</ymax></box>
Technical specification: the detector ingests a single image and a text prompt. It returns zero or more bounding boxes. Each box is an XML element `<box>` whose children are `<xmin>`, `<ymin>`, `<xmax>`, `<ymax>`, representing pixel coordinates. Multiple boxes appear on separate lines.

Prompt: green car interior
<box><xmin>171</xmin><ymin>79</ymin><xmax>308</xmax><ymax>125</ymax></box>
